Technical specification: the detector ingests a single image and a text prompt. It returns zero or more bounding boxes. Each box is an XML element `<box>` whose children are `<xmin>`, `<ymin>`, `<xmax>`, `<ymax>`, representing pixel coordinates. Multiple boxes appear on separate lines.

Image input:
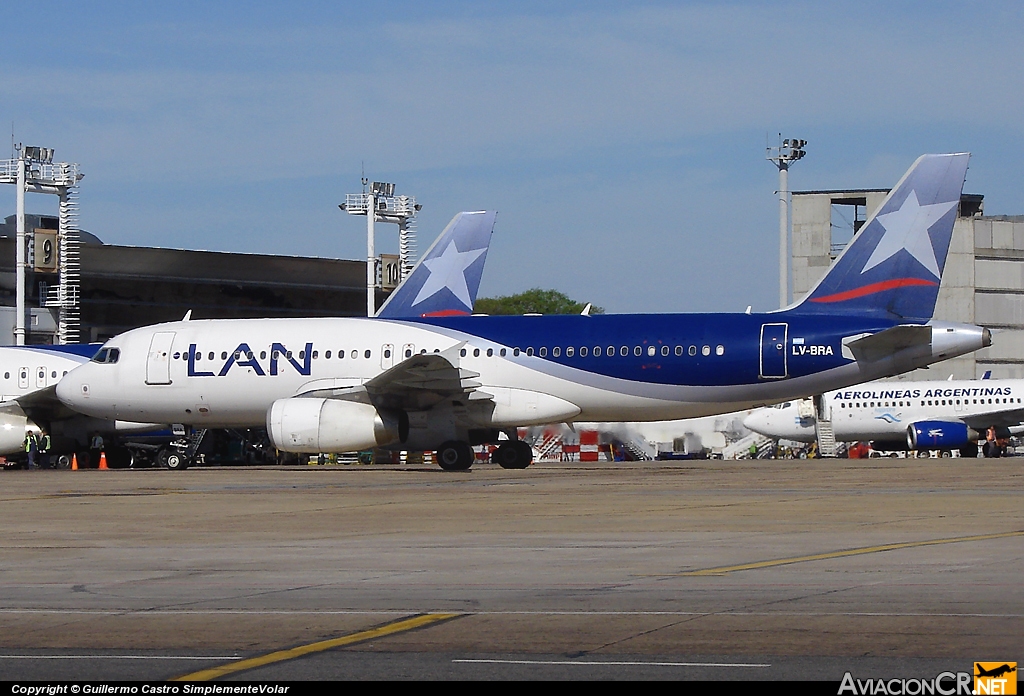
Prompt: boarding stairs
<box><xmin>620</xmin><ymin>438</ymin><xmax>654</xmax><ymax>461</ymax></box>
<box><xmin>532</xmin><ymin>431</ymin><xmax>563</xmax><ymax>461</ymax></box>
<box><xmin>813</xmin><ymin>394</ymin><xmax>837</xmax><ymax>457</ymax></box>
<box><xmin>721</xmin><ymin>432</ymin><xmax>773</xmax><ymax>459</ymax></box>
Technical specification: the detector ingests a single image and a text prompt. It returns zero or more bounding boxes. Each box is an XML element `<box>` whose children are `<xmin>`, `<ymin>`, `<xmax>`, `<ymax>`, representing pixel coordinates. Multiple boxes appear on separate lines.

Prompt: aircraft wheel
<box><xmin>436</xmin><ymin>441</ymin><xmax>474</xmax><ymax>471</ymax></box>
<box><xmin>160</xmin><ymin>448</ymin><xmax>190</xmax><ymax>471</ymax></box>
<box><xmin>55</xmin><ymin>454</ymin><xmax>72</xmax><ymax>470</ymax></box>
<box><xmin>494</xmin><ymin>441</ymin><xmax>533</xmax><ymax>469</ymax></box>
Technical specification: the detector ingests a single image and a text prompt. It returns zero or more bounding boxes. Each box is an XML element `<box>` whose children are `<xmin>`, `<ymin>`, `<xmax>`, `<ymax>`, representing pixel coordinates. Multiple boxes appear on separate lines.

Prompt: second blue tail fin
<box><xmin>795</xmin><ymin>153</ymin><xmax>970</xmax><ymax>321</ymax></box>
<box><xmin>376</xmin><ymin>210</ymin><xmax>496</xmax><ymax>318</ymax></box>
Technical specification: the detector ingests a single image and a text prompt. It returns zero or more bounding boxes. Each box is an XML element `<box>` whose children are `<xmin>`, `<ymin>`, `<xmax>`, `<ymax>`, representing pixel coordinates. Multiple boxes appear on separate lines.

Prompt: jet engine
<box><xmin>907</xmin><ymin>421</ymin><xmax>978</xmax><ymax>450</ymax></box>
<box><xmin>0</xmin><ymin>409</ymin><xmax>32</xmax><ymax>454</ymax></box>
<box><xmin>267</xmin><ymin>398</ymin><xmax>399</xmax><ymax>453</ymax></box>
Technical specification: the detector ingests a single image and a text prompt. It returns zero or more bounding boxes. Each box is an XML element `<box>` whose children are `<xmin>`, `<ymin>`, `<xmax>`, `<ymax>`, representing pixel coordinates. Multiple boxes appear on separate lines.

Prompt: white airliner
<box><xmin>743</xmin><ymin>378</ymin><xmax>1024</xmax><ymax>455</ymax></box>
<box><xmin>56</xmin><ymin>154</ymin><xmax>990</xmax><ymax>470</ymax></box>
<box><xmin>0</xmin><ymin>211</ymin><xmax>498</xmax><ymax>467</ymax></box>
<box><xmin>0</xmin><ymin>344</ymin><xmax>159</xmax><ymax>463</ymax></box>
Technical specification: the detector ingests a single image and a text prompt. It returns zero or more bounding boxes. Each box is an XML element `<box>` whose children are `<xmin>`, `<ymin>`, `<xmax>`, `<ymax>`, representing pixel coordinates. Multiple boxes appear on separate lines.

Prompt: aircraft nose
<box><xmin>743</xmin><ymin>410</ymin><xmax>770</xmax><ymax>434</ymax></box>
<box><xmin>56</xmin><ymin>367</ymin><xmax>89</xmax><ymax>409</ymax></box>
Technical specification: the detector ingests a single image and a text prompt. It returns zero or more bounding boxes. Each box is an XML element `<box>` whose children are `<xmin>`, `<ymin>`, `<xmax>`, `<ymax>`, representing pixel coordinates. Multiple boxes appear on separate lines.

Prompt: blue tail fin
<box><xmin>375</xmin><ymin>210</ymin><xmax>496</xmax><ymax>318</ymax></box>
<box><xmin>795</xmin><ymin>153</ymin><xmax>970</xmax><ymax>321</ymax></box>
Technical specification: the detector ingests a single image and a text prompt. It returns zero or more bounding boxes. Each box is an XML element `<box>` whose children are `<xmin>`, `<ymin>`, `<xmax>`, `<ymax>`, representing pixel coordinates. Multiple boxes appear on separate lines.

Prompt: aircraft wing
<box><xmin>364</xmin><ymin>352</ymin><xmax>482</xmax><ymax>411</ymax></box>
<box><xmin>960</xmin><ymin>407</ymin><xmax>1024</xmax><ymax>430</ymax></box>
<box><xmin>297</xmin><ymin>347</ymin><xmax>485</xmax><ymax>412</ymax></box>
<box><xmin>8</xmin><ymin>385</ymin><xmax>82</xmax><ymax>422</ymax></box>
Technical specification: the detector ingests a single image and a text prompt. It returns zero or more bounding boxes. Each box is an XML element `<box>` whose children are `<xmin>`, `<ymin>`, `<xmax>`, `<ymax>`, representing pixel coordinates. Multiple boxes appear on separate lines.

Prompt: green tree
<box><xmin>475</xmin><ymin>288</ymin><xmax>604</xmax><ymax>315</ymax></box>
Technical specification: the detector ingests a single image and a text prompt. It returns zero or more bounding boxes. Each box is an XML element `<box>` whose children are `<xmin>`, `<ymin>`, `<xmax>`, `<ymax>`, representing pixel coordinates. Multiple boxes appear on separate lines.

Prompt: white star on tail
<box><xmin>861</xmin><ymin>190</ymin><xmax>959</xmax><ymax>278</ymax></box>
<box><xmin>411</xmin><ymin>241</ymin><xmax>487</xmax><ymax>308</ymax></box>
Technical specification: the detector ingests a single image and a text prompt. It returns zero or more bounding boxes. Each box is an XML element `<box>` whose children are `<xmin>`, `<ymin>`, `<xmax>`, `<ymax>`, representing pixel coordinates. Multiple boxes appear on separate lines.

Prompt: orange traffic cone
<box><xmin>98</xmin><ymin>452</ymin><xmax>108</xmax><ymax>470</ymax></box>
<box><xmin>71</xmin><ymin>454</ymin><xmax>78</xmax><ymax>471</ymax></box>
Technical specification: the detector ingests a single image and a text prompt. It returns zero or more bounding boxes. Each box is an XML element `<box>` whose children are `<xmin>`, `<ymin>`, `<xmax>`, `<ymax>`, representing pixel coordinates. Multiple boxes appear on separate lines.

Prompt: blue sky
<box><xmin>3</xmin><ymin>2</ymin><xmax>1023</xmax><ymax>313</ymax></box>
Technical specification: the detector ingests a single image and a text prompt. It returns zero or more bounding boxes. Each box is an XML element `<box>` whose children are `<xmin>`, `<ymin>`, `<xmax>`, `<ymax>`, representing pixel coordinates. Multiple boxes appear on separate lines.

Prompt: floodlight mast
<box><xmin>339</xmin><ymin>179</ymin><xmax>420</xmax><ymax>316</ymax></box>
<box><xmin>766</xmin><ymin>135</ymin><xmax>807</xmax><ymax>309</ymax></box>
<box><xmin>0</xmin><ymin>145</ymin><xmax>83</xmax><ymax>344</ymax></box>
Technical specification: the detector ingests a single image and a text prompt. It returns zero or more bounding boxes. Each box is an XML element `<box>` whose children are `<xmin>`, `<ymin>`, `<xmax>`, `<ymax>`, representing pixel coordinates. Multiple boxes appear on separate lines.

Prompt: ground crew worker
<box><xmin>39</xmin><ymin>431</ymin><xmax>52</xmax><ymax>469</ymax></box>
<box><xmin>24</xmin><ymin>431</ymin><xmax>38</xmax><ymax>470</ymax></box>
<box><xmin>90</xmin><ymin>434</ymin><xmax>104</xmax><ymax>469</ymax></box>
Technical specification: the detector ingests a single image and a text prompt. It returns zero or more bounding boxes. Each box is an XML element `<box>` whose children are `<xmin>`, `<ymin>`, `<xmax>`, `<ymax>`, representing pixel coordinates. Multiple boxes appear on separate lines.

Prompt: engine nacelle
<box><xmin>0</xmin><ymin>410</ymin><xmax>31</xmax><ymax>454</ymax></box>
<box><xmin>907</xmin><ymin>421</ymin><xmax>978</xmax><ymax>450</ymax></box>
<box><xmin>267</xmin><ymin>398</ymin><xmax>398</xmax><ymax>453</ymax></box>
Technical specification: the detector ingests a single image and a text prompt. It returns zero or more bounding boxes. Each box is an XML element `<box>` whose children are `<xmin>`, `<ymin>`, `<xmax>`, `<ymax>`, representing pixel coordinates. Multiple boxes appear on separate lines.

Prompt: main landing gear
<box><xmin>491</xmin><ymin>440</ymin><xmax>533</xmax><ymax>469</ymax></box>
<box><xmin>436</xmin><ymin>441</ymin><xmax>475</xmax><ymax>471</ymax></box>
<box><xmin>434</xmin><ymin>439</ymin><xmax>534</xmax><ymax>471</ymax></box>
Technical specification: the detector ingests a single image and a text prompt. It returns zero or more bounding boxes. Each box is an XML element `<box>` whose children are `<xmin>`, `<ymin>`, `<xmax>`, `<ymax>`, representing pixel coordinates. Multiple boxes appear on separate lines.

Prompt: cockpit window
<box><xmin>91</xmin><ymin>347</ymin><xmax>120</xmax><ymax>364</ymax></box>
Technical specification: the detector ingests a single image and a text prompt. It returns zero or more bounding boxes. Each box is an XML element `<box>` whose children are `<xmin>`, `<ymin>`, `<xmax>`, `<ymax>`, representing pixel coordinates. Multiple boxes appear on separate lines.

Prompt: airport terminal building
<box><xmin>791</xmin><ymin>190</ymin><xmax>1024</xmax><ymax>380</ymax></box>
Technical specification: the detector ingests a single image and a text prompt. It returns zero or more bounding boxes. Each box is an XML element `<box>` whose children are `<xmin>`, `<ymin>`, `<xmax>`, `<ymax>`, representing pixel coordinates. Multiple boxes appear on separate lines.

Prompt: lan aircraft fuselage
<box><xmin>57</xmin><ymin>154</ymin><xmax>990</xmax><ymax>470</ymax></box>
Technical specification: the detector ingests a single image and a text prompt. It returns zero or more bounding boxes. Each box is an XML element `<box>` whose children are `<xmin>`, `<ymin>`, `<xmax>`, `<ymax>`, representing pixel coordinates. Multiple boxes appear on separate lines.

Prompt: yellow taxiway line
<box><xmin>674</xmin><ymin>530</ymin><xmax>1024</xmax><ymax>576</ymax></box>
<box><xmin>173</xmin><ymin>612</ymin><xmax>460</xmax><ymax>681</ymax></box>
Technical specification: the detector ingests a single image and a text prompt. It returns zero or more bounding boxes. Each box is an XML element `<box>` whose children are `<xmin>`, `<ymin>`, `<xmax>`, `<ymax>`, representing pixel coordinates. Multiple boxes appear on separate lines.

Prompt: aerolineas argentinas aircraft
<box><xmin>743</xmin><ymin>378</ymin><xmax>1024</xmax><ymax>456</ymax></box>
<box><xmin>57</xmin><ymin>154</ymin><xmax>989</xmax><ymax>470</ymax></box>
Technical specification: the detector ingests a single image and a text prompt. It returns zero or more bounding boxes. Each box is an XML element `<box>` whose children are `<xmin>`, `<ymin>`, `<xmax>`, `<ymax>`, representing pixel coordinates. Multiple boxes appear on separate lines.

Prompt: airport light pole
<box><xmin>767</xmin><ymin>136</ymin><xmax>807</xmax><ymax>309</ymax></box>
<box><xmin>340</xmin><ymin>180</ymin><xmax>420</xmax><ymax>317</ymax></box>
<box><xmin>1</xmin><ymin>145</ymin><xmax>83</xmax><ymax>344</ymax></box>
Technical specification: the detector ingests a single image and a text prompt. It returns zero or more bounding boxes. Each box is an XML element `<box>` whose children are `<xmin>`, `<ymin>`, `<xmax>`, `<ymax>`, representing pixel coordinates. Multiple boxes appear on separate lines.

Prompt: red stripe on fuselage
<box><xmin>809</xmin><ymin>278</ymin><xmax>937</xmax><ymax>303</ymax></box>
<box><xmin>421</xmin><ymin>309</ymin><xmax>472</xmax><ymax>317</ymax></box>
